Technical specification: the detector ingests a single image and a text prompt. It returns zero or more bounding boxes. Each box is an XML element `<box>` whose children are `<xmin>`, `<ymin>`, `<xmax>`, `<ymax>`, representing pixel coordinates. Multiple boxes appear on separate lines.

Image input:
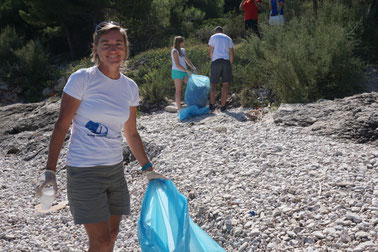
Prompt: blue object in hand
<box><xmin>138</xmin><ymin>179</ymin><xmax>226</xmax><ymax>252</ymax></box>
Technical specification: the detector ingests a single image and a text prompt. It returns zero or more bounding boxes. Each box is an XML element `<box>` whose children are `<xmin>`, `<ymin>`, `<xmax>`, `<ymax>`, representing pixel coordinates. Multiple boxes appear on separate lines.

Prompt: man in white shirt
<box><xmin>208</xmin><ymin>26</ymin><xmax>235</xmax><ymax>112</ymax></box>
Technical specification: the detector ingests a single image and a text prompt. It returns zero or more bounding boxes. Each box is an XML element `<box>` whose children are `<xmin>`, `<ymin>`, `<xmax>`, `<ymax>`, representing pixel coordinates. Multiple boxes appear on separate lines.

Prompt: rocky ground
<box><xmin>0</xmin><ymin>92</ymin><xmax>377</xmax><ymax>251</ymax></box>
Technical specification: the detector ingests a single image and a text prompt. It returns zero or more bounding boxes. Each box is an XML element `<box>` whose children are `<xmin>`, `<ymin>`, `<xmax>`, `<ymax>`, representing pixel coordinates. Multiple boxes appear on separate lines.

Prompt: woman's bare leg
<box><xmin>84</xmin><ymin>215</ymin><xmax>122</xmax><ymax>252</ymax></box>
<box><xmin>174</xmin><ymin>79</ymin><xmax>183</xmax><ymax>110</ymax></box>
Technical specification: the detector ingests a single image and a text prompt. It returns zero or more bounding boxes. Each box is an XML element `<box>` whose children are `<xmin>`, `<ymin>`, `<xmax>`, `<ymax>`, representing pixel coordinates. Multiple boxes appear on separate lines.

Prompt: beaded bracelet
<box><xmin>141</xmin><ymin>162</ymin><xmax>152</xmax><ymax>171</ymax></box>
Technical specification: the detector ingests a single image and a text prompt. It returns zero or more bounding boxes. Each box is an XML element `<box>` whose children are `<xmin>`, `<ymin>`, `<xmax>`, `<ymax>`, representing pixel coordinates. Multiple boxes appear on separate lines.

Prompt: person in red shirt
<box><xmin>240</xmin><ymin>0</ymin><xmax>262</xmax><ymax>39</ymax></box>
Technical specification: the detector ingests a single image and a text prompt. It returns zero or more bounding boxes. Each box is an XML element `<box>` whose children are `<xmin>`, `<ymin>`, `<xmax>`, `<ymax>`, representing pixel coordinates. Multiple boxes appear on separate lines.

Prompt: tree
<box><xmin>313</xmin><ymin>0</ymin><xmax>318</xmax><ymax>17</ymax></box>
<box><xmin>19</xmin><ymin>0</ymin><xmax>108</xmax><ymax>59</ymax></box>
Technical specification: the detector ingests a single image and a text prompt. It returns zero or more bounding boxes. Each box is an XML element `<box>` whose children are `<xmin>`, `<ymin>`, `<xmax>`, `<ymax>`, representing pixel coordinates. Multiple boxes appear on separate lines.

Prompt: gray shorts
<box><xmin>210</xmin><ymin>59</ymin><xmax>233</xmax><ymax>84</ymax></box>
<box><xmin>66</xmin><ymin>161</ymin><xmax>130</xmax><ymax>224</ymax></box>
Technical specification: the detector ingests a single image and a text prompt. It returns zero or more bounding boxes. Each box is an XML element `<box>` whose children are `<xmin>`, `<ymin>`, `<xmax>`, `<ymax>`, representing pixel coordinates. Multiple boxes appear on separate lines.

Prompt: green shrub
<box><xmin>11</xmin><ymin>40</ymin><xmax>51</xmax><ymax>101</ymax></box>
<box><xmin>240</xmin><ymin>86</ymin><xmax>259</xmax><ymax>108</ymax></box>
<box><xmin>242</xmin><ymin>1</ymin><xmax>364</xmax><ymax>103</ymax></box>
<box><xmin>129</xmin><ymin>47</ymin><xmax>172</xmax><ymax>109</ymax></box>
<box><xmin>65</xmin><ymin>57</ymin><xmax>93</xmax><ymax>76</ymax></box>
<box><xmin>0</xmin><ymin>26</ymin><xmax>23</xmax><ymax>68</ymax></box>
<box><xmin>139</xmin><ymin>66</ymin><xmax>171</xmax><ymax>111</ymax></box>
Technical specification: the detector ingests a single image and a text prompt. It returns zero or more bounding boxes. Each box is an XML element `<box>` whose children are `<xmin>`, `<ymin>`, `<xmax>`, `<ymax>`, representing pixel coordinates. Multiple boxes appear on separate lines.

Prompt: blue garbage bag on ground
<box><xmin>178</xmin><ymin>105</ymin><xmax>210</xmax><ymax>121</ymax></box>
<box><xmin>138</xmin><ymin>179</ymin><xmax>226</xmax><ymax>252</ymax></box>
<box><xmin>184</xmin><ymin>74</ymin><xmax>210</xmax><ymax>108</ymax></box>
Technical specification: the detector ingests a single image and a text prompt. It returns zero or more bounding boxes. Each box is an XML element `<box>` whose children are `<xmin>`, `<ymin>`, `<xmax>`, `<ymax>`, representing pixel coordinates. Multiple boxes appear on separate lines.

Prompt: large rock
<box><xmin>0</xmin><ymin>99</ymin><xmax>163</xmax><ymax>162</ymax></box>
<box><xmin>0</xmin><ymin>99</ymin><xmax>61</xmax><ymax>158</ymax></box>
<box><xmin>273</xmin><ymin>92</ymin><xmax>378</xmax><ymax>144</ymax></box>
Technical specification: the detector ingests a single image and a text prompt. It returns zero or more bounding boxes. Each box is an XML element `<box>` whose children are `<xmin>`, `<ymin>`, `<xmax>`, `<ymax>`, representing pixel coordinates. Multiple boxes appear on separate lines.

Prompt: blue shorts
<box><xmin>171</xmin><ymin>69</ymin><xmax>188</xmax><ymax>80</ymax></box>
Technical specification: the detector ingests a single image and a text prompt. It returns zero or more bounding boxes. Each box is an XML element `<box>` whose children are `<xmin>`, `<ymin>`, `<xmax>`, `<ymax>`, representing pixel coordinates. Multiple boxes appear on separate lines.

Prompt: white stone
<box><xmin>1</xmin><ymin>106</ymin><xmax>377</xmax><ymax>251</ymax></box>
<box><xmin>355</xmin><ymin>231</ymin><xmax>369</xmax><ymax>239</ymax></box>
<box><xmin>313</xmin><ymin>231</ymin><xmax>325</xmax><ymax>239</ymax></box>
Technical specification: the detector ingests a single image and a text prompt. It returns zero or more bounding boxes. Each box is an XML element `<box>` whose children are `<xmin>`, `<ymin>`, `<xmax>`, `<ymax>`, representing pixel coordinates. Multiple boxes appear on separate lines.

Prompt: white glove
<box><xmin>192</xmin><ymin>67</ymin><xmax>198</xmax><ymax>74</ymax></box>
<box><xmin>36</xmin><ymin>170</ymin><xmax>58</xmax><ymax>197</ymax></box>
<box><xmin>145</xmin><ymin>170</ymin><xmax>168</xmax><ymax>181</ymax></box>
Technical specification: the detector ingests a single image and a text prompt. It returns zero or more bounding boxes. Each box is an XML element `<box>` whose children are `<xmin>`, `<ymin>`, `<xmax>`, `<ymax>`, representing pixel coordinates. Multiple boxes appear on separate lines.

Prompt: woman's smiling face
<box><xmin>95</xmin><ymin>29</ymin><xmax>126</xmax><ymax>68</ymax></box>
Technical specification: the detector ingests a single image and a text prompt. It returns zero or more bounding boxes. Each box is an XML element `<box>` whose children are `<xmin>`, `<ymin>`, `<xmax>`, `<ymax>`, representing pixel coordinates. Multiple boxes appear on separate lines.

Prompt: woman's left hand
<box><xmin>145</xmin><ymin>170</ymin><xmax>168</xmax><ymax>181</ymax></box>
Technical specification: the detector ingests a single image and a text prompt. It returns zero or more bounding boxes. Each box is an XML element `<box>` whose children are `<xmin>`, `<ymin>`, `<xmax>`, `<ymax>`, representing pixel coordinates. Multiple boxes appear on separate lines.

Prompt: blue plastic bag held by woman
<box><xmin>138</xmin><ymin>179</ymin><xmax>226</xmax><ymax>252</ymax></box>
<box><xmin>184</xmin><ymin>74</ymin><xmax>210</xmax><ymax>108</ymax></box>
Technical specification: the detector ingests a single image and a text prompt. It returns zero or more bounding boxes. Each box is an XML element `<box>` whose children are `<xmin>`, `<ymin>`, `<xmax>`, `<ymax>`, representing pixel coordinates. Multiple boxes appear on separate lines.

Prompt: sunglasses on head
<box><xmin>95</xmin><ymin>21</ymin><xmax>121</xmax><ymax>32</ymax></box>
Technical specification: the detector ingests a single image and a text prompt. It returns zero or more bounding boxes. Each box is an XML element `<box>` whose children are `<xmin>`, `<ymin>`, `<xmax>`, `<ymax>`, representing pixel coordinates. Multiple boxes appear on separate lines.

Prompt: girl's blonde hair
<box><xmin>173</xmin><ymin>36</ymin><xmax>184</xmax><ymax>57</ymax></box>
<box><xmin>91</xmin><ymin>23</ymin><xmax>129</xmax><ymax>65</ymax></box>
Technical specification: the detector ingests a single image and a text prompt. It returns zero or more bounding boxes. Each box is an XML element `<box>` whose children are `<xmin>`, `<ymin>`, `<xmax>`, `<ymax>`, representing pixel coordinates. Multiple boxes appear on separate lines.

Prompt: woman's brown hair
<box><xmin>173</xmin><ymin>36</ymin><xmax>184</xmax><ymax>57</ymax></box>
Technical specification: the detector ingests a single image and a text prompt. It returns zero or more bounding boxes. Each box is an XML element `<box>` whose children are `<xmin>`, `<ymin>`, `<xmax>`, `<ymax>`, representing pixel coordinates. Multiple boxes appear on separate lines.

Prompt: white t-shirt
<box><xmin>208</xmin><ymin>33</ymin><xmax>234</xmax><ymax>62</ymax></box>
<box><xmin>171</xmin><ymin>48</ymin><xmax>187</xmax><ymax>71</ymax></box>
<box><xmin>63</xmin><ymin>66</ymin><xmax>139</xmax><ymax>167</ymax></box>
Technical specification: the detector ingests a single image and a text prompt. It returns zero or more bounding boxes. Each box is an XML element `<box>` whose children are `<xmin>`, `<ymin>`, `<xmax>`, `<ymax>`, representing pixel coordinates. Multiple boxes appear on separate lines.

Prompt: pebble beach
<box><xmin>1</xmin><ymin>108</ymin><xmax>377</xmax><ymax>251</ymax></box>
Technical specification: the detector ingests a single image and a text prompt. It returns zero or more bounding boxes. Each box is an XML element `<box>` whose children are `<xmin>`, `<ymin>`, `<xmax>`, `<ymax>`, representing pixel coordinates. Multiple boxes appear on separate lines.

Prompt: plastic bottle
<box><xmin>40</xmin><ymin>187</ymin><xmax>55</xmax><ymax>210</ymax></box>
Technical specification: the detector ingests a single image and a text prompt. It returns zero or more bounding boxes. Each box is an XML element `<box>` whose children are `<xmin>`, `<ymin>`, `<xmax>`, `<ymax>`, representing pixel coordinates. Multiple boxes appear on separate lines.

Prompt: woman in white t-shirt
<box><xmin>171</xmin><ymin>36</ymin><xmax>196</xmax><ymax>111</ymax></box>
<box><xmin>37</xmin><ymin>22</ymin><xmax>167</xmax><ymax>251</ymax></box>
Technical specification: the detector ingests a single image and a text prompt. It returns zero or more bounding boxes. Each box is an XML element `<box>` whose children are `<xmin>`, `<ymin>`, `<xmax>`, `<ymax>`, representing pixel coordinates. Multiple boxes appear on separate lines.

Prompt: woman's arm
<box><xmin>123</xmin><ymin>106</ymin><xmax>168</xmax><ymax>180</ymax></box>
<box><xmin>123</xmin><ymin>106</ymin><xmax>152</xmax><ymax>171</ymax></box>
<box><xmin>185</xmin><ymin>54</ymin><xmax>196</xmax><ymax>70</ymax></box>
<box><xmin>46</xmin><ymin>92</ymin><xmax>81</xmax><ymax>172</ymax></box>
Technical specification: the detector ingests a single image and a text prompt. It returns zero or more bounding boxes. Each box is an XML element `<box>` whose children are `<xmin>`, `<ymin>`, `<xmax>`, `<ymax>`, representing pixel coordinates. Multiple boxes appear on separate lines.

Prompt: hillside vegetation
<box><xmin>0</xmin><ymin>0</ymin><xmax>377</xmax><ymax>106</ymax></box>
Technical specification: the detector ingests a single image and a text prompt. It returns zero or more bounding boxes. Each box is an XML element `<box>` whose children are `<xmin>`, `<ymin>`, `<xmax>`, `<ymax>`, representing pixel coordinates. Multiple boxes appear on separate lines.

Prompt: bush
<box><xmin>0</xmin><ymin>26</ymin><xmax>23</xmax><ymax>68</ymax></box>
<box><xmin>128</xmin><ymin>47</ymin><xmax>172</xmax><ymax>110</ymax></box>
<box><xmin>65</xmin><ymin>57</ymin><xmax>93</xmax><ymax>77</ymax></box>
<box><xmin>10</xmin><ymin>40</ymin><xmax>52</xmax><ymax>101</ymax></box>
<box><xmin>242</xmin><ymin>1</ymin><xmax>364</xmax><ymax>103</ymax></box>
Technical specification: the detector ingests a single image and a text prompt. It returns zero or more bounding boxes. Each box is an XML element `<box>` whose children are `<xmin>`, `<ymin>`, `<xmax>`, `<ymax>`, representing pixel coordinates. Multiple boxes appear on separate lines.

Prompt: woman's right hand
<box><xmin>36</xmin><ymin>170</ymin><xmax>58</xmax><ymax>197</ymax></box>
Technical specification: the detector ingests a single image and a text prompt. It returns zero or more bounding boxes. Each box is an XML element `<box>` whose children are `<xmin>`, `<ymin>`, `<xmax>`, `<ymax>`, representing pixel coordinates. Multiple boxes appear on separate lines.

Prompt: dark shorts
<box><xmin>67</xmin><ymin>161</ymin><xmax>130</xmax><ymax>224</ymax></box>
<box><xmin>245</xmin><ymin>19</ymin><xmax>261</xmax><ymax>39</ymax></box>
<box><xmin>210</xmin><ymin>59</ymin><xmax>232</xmax><ymax>84</ymax></box>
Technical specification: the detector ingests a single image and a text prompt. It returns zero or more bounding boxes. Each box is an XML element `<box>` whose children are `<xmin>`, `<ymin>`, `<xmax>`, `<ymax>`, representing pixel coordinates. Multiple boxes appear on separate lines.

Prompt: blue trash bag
<box><xmin>138</xmin><ymin>179</ymin><xmax>226</xmax><ymax>252</ymax></box>
<box><xmin>184</xmin><ymin>74</ymin><xmax>210</xmax><ymax>108</ymax></box>
<box><xmin>178</xmin><ymin>105</ymin><xmax>210</xmax><ymax>121</ymax></box>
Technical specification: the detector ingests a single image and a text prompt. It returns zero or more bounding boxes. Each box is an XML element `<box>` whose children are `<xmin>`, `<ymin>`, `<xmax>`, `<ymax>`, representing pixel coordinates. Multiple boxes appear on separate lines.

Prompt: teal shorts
<box><xmin>171</xmin><ymin>69</ymin><xmax>188</xmax><ymax>80</ymax></box>
<box><xmin>67</xmin><ymin>161</ymin><xmax>130</xmax><ymax>224</ymax></box>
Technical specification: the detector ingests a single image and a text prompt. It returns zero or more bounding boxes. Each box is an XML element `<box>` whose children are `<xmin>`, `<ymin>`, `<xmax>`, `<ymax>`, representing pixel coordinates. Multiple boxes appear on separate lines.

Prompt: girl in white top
<box><xmin>171</xmin><ymin>36</ymin><xmax>196</xmax><ymax>111</ymax></box>
<box><xmin>37</xmin><ymin>22</ymin><xmax>167</xmax><ymax>250</ymax></box>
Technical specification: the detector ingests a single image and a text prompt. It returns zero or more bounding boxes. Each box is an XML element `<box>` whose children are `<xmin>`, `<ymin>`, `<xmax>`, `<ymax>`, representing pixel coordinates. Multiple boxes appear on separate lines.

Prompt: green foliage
<box><xmin>240</xmin><ymin>86</ymin><xmax>259</xmax><ymax>108</ymax></box>
<box><xmin>0</xmin><ymin>0</ymin><xmax>375</xmax><ymax>107</ymax></box>
<box><xmin>241</xmin><ymin>1</ymin><xmax>364</xmax><ymax>103</ymax></box>
<box><xmin>0</xmin><ymin>26</ymin><xmax>23</xmax><ymax>67</ymax></box>
<box><xmin>128</xmin><ymin>47</ymin><xmax>172</xmax><ymax>108</ymax></box>
<box><xmin>20</xmin><ymin>0</ymin><xmax>108</xmax><ymax>58</ymax></box>
<box><xmin>65</xmin><ymin>57</ymin><xmax>94</xmax><ymax>77</ymax></box>
<box><xmin>185</xmin><ymin>41</ymin><xmax>211</xmax><ymax>75</ymax></box>
<box><xmin>191</xmin><ymin>0</ymin><xmax>225</xmax><ymax>19</ymax></box>
<box><xmin>10</xmin><ymin>39</ymin><xmax>52</xmax><ymax>101</ymax></box>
